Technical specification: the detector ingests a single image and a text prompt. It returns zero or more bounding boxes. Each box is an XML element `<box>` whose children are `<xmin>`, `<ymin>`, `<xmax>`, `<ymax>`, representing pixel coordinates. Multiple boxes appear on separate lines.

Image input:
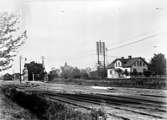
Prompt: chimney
<box><xmin>128</xmin><ymin>56</ymin><xmax>132</xmax><ymax>59</ymax></box>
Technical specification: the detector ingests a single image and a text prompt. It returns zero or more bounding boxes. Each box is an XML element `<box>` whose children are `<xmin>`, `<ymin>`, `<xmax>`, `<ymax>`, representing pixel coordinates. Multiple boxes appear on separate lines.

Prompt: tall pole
<box><xmin>32</xmin><ymin>73</ymin><xmax>35</xmax><ymax>81</ymax></box>
<box><xmin>42</xmin><ymin>56</ymin><xmax>46</xmax><ymax>81</ymax></box>
<box><xmin>103</xmin><ymin>42</ymin><xmax>106</xmax><ymax>78</ymax></box>
<box><xmin>19</xmin><ymin>56</ymin><xmax>22</xmax><ymax>83</ymax></box>
<box><xmin>42</xmin><ymin>56</ymin><xmax>44</xmax><ymax>68</ymax></box>
<box><xmin>96</xmin><ymin>42</ymin><xmax>100</xmax><ymax>78</ymax></box>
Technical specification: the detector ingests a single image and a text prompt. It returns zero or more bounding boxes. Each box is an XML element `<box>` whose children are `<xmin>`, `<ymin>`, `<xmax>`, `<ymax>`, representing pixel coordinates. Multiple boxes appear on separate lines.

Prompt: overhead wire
<box><xmin>107</xmin><ymin>33</ymin><xmax>158</xmax><ymax>51</ymax></box>
<box><xmin>60</xmin><ymin>33</ymin><xmax>158</xmax><ymax>69</ymax></box>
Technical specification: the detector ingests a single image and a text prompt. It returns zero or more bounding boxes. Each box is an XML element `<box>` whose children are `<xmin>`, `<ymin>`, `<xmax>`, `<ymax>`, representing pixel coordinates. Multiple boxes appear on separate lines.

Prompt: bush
<box><xmin>143</xmin><ymin>70</ymin><xmax>151</xmax><ymax>77</ymax></box>
<box><xmin>3</xmin><ymin>73</ymin><xmax>13</xmax><ymax>80</ymax></box>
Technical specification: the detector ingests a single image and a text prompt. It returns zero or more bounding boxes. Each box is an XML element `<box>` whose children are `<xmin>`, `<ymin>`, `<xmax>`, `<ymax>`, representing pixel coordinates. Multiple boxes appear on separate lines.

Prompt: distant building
<box><xmin>24</xmin><ymin>61</ymin><xmax>45</xmax><ymax>81</ymax></box>
<box><xmin>107</xmin><ymin>56</ymin><xmax>148</xmax><ymax>78</ymax></box>
<box><xmin>23</xmin><ymin>66</ymin><xmax>28</xmax><ymax>81</ymax></box>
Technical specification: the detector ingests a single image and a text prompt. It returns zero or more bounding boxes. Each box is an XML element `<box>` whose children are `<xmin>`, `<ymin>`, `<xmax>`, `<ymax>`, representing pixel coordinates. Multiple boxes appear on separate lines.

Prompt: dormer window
<box><xmin>117</xmin><ymin>61</ymin><xmax>121</xmax><ymax>67</ymax></box>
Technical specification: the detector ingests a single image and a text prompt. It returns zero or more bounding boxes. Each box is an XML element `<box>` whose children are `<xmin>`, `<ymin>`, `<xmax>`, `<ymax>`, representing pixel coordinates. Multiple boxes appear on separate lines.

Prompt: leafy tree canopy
<box><xmin>149</xmin><ymin>53</ymin><xmax>166</xmax><ymax>75</ymax></box>
<box><xmin>0</xmin><ymin>12</ymin><xmax>27</xmax><ymax>71</ymax></box>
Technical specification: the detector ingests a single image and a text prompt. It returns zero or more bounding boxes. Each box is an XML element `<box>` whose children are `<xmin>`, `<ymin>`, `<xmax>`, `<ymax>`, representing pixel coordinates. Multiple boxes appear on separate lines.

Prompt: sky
<box><xmin>0</xmin><ymin>0</ymin><xmax>167</xmax><ymax>74</ymax></box>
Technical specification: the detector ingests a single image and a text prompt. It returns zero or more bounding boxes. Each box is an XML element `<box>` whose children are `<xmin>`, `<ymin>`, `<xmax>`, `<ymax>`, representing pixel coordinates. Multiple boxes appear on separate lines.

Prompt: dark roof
<box><xmin>107</xmin><ymin>57</ymin><xmax>148</xmax><ymax>68</ymax></box>
<box><xmin>107</xmin><ymin>63</ymin><xmax>114</xmax><ymax>68</ymax></box>
<box><xmin>107</xmin><ymin>58</ymin><xmax>128</xmax><ymax>68</ymax></box>
<box><xmin>123</xmin><ymin>58</ymin><xmax>139</xmax><ymax>67</ymax></box>
<box><xmin>24</xmin><ymin>61</ymin><xmax>43</xmax><ymax>68</ymax></box>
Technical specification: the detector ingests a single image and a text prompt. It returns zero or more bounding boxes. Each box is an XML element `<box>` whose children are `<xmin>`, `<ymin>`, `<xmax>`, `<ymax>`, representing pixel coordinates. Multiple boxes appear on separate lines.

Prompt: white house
<box><xmin>107</xmin><ymin>56</ymin><xmax>148</xmax><ymax>78</ymax></box>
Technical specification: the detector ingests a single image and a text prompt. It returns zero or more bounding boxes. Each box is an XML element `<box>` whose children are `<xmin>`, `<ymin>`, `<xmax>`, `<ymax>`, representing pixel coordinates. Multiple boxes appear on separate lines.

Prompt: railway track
<box><xmin>14</xmin><ymin>85</ymin><xmax>167</xmax><ymax>120</ymax></box>
<box><xmin>42</xmin><ymin>91</ymin><xmax>167</xmax><ymax>120</ymax></box>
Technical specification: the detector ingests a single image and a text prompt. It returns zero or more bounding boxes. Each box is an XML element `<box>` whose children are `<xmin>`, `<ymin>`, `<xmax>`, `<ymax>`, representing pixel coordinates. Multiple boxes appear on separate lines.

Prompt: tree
<box><xmin>115</xmin><ymin>68</ymin><xmax>123</xmax><ymax>77</ymax></box>
<box><xmin>89</xmin><ymin>70</ymin><xmax>99</xmax><ymax>79</ymax></box>
<box><xmin>12</xmin><ymin>73</ymin><xmax>20</xmax><ymax>80</ymax></box>
<box><xmin>143</xmin><ymin>70</ymin><xmax>151</xmax><ymax>77</ymax></box>
<box><xmin>0</xmin><ymin>12</ymin><xmax>27</xmax><ymax>71</ymax></box>
<box><xmin>71</xmin><ymin>67</ymin><xmax>81</xmax><ymax>78</ymax></box>
<box><xmin>130</xmin><ymin>69</ymin><xmax>138</xmax><ymax>76</ymax></box>
<box><xmin>149</xmin><ymin>53</ymin><xmax>166</xmax><ymax>75</ymax></box>
<box><xmin>80</xmin><ymin>69</ymin><xmax>89</xmax><ymax>79</ymax></box>
<box><xmin>48</xmin><ymin>68</ymin><xmax>60</xmax><ymax>81</ymax></box>
<box><xmin>60</xmin><ymin>62</ymin><xmax>73</xmax><ymax>79</ymax></box>
<box><xmin>3</xmin><ymin>73</ymin><xmax>13</xmax><ymax>80</ymax></box>
<box><xmin>123</xmin><ymin>69</ymin><xmax>129</xmax><ymax>76</ymax></box>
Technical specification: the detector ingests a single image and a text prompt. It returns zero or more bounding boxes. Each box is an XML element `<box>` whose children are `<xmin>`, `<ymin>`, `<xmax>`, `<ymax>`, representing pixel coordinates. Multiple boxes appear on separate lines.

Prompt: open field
<box><xmin>1</xmin><ymin>80</ymin><xmax>167</xmax><ymax>120</ymax></box>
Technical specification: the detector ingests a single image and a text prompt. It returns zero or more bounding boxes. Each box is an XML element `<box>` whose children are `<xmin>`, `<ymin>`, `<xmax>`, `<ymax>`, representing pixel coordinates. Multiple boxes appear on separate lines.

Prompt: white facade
<box><xmin>107</xmin><ymin>57</ymin><xmax>148</xmax><ymax>79</ymax></box>
<box><xmin>107</xmin><ymin>69</ymin><xmax>119</xmax><ymax>78</ymax></box>
<box><xmin>107</xmin><ymin>68</ymin><xmax>131</xmax><ymax>79</ymax></box>
<box><xmin>131</xmin><ymin>59</ymin><xmax>148</xmax><ymax>73</ymax></box>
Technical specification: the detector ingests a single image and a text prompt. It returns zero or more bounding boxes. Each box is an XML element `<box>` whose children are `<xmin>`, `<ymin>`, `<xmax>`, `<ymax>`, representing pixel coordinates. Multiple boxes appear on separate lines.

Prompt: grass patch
<box><xmin>49</xmin><ymin>78</ymin><xmax>167</xmax><ymax>89</ymax></box>
<box><xmin>0</xmin><ymin>88</ymin><xmax>38</xmax><ymax>120</ymax></box>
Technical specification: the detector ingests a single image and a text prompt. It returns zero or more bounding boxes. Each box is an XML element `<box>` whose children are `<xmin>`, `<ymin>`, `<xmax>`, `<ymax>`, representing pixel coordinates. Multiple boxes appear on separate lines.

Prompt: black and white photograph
<box><xmin>0</xmin><ymin>0</ymin><xmax>167</xmax><ymax>120</ymax></box>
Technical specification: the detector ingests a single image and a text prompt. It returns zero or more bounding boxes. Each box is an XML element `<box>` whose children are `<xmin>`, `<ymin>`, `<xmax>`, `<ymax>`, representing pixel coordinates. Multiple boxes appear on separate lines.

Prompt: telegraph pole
<box><xmin>103</xmin><ymin>42</ymin><xmax>106</xmax><ymax>78</ymax></box>
<box><xmin>41</xmin><ymin>56</ymin><xmax>47</xmax><ymax>81</ymax></box>
<box><xmin>42</xmin><ymin>56</ymin><xmax>45</xmax><ymax>68</ymax></box>
<box><xmin>96</xmin><ymin>42</ymin><xmax>100</xmax><ymax>78</ymax></box>
<box><xmin>32</xmin><ymin>73</ymin><xmax>35</xmax><ymax>81</ymax></box>
<box><xmin>96</xmin><ymin>40</ymin><xmax>106</xmax><ymax>79</ymax></box>
<box><xmin>19</xmin><ymin>56</ymin><xmax>22</xmax><ymax>83</ymax></box>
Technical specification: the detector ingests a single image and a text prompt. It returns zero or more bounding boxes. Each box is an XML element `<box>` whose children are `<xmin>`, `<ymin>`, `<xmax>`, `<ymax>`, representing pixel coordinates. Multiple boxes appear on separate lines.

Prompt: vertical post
<box><xmin>19</xmin><ymin>56</ymin><xmax>22</xmax><ymax>83</ymax></box>
<box><xmin>96</xmin><ymin>42</ymin><xmax>100</xmax><ymax>79</ymax></box>
<box><xmin>42</xmin><ymin>56</ymin><xmax>46</xmax><ymax>81</ymax></box>
<box><xmin>42</xmin><ymin>56</ymin><xmax>44</xmax><ymax>68</ymax></box>
<box><xmin>103</xmin><ymin>42</ymin><xmax>106</xmax><ymax>78</ymax></box>
<box><xmin>32</xmin><ymin>73</ymin><xmax>35</xmax><ymax>81</ymax></box>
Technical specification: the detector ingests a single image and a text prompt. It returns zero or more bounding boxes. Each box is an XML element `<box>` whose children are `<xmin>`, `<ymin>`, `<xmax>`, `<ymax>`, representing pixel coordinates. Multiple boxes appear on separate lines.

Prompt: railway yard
<box><xmin>1</xmin><ymin>81</ymin><xmax>167</xmax><ymax>120</ymax></box>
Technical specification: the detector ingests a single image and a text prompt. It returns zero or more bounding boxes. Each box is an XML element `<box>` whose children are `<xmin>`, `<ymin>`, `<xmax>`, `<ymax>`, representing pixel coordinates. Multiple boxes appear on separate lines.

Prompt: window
<box><xmin>136</xmin><ymin>62</ymin><xmax>138</xmax><ymax>66</ymax></box>
<box><xmin>137</xmin><ymin>61</ymin><xmax>140</xmax><ymax>66</ymax></box>
<box><xmin>110</xmin><ymin>70</ymin><xmax>112</xmax><ymax>74</ymax></box>
<box><xmin>139</xmin><ymin>61</ymin><xmax>142</xmax><ymax>66</ymax></box>
<box><xmin>143</xmin><ymin>62</ymin><xmax>145</xmax><ymax>66</ymax></box>
<box><xmin>118</xmin><ymin>62</ymin><xmax>120</xmax><ymax>67</ymax></box>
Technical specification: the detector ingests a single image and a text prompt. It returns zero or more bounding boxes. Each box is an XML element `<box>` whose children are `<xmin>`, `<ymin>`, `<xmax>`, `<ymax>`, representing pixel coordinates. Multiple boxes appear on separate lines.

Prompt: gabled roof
<box><xmin>107</xmin><ymin>58</ymin><xmax>128</xmax><ymax>68</ymax></box>
<box><xmin>123</xmin><ymin>57</ymin><xmax>139</xmax><ymax>67</ymax></box>
<box><xmin>107</xmin><ymin>62</ymin><xmax>114</xmax><ymax>68</ymax></box>
<box><xmin>107</xmin><ymin>57</ymin><xmax>148</xmax><ymax>69</ymax></box>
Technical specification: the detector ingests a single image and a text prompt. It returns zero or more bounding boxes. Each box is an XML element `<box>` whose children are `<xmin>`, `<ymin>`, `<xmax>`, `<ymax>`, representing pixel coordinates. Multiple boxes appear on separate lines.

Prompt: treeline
<box><xmin>2</xmin><ymin>73</ymin><xmax>20</xmax><ymax>81</ymax></box>
<box><xmin>2</xmin><ymin>53</ymin><xmax>166</xmax><ymax>81</ymax></box>
<box><xmin>48</xmin><ymin>65</ymin><xmax>91</xmax><ymax>81</ymax></box>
